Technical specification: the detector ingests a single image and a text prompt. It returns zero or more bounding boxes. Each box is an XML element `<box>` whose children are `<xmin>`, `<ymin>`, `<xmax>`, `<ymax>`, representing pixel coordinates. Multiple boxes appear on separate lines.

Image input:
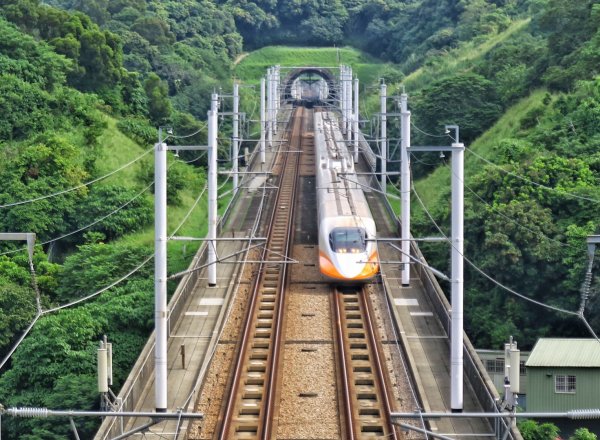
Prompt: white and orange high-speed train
<box><xmin>315</xmin><ymin>111</ymin><xmax>379</xmax><ymax>283</ymax></box>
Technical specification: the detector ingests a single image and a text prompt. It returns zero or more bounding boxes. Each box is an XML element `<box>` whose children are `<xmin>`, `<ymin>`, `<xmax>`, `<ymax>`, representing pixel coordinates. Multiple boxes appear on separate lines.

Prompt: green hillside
<box><xmin>235</xmin><ymin>46</ymin><xmax>387</xmax><ymax>84</ymax></box>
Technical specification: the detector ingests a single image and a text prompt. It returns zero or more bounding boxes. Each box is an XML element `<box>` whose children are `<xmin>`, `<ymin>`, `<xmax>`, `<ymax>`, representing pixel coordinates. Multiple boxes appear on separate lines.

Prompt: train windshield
<box><xmin>329</xmin><ymin>227</ymin><xmax>367</xmax><ymax>253</ymax></box>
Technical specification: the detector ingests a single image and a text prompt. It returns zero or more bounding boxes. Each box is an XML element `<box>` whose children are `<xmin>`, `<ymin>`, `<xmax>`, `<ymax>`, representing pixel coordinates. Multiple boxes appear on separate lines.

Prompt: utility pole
<box><xmin>232</xmin><ymin>81</ymin><xmax>239</xmax><ymax>195</ymax></box>
<box><xmin>274</xmin><ymin>65</ymin><xmax>280</xmax><ymax>131</ymax></box>
<box><xmin>154</xmin><ymin>100</ymin><xmax>220</xmax><ymax>410</ymax></box>
<box><xmin>154</xmin><ymin>128</ymin><xmax>168</xmax><ymax>412</ymax></box>
<box><xmin>340</xmin><ymin>65</ymin><xmax>346</xmax><ymax>135</ymax></box>
<box><xmin>208</xmin><ymin>94</ymin><xmax>218</xmax><ymax>287</ymax></box>
<box><xmin>260</xmin><ymin>77</ymin><xmax>266</xmax><ymax>163</ymax></box>
<box><xmin>400</xmin><ymin>93</ymin><xmax>411</xmax><ymax>286</ymax></box>
<box><xmin>380</xmin><ymin>80</ymin><xmax>387</xmax><ymax>194</ymax></box>
<box><xmin>346</xmin><ymin>67</ymin><xmax>351</xmax><ymax>138</ymax></box>
<box><xmin>450</xmin><ymin>137</ymin><xmax>465</xmax><ymax>412</ymax></box>
<box><xmin>267</xmin><ymin>68</ymin><xmax>273</xmax><ymax>147</ymax></box>
<box><xmin>353</xmin><ymin>77</ymin><xmax>359</xmax><ymax>163</ymax></box>
<box><xmin>408</xmin><ymin>129</ymin><xmax>465</xmax><ymax>412</ymax></box>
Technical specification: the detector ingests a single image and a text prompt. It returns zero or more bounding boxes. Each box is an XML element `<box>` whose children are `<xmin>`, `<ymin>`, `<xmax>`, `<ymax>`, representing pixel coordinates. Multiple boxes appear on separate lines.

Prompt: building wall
<box><xmin>527</xmin><ymin>367</ymin><xmax>600</xmax><ymax>412</ymax></box>
<box><xmin>477</xmin><ymin>350</ymin><xmax>529</xmax><ymax>396</ymax></box>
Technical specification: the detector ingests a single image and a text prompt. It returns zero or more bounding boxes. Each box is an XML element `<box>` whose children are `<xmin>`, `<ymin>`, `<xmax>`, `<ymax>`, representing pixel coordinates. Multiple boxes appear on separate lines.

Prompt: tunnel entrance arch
<box><xmin>282</xmin><ymin>67</ymin><xmax>337</xmax><ymax>103</ymax></box>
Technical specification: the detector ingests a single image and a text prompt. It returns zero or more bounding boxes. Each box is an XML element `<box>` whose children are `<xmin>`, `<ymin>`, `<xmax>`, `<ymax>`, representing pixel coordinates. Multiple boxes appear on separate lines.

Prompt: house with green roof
<box><xmin>526</xmin><ymin>338</ymin><xmax>600</xmax><ymax>412</ymax></box>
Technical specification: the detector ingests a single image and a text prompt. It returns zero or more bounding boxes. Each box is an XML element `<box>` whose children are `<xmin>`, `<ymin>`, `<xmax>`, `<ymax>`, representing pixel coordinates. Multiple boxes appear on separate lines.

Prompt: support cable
<box><xmin>0</xmin><ymin>182</ymin><xmax>209</xmax><ymax>373</ymax></box>
<box><xmin>440</xmin><ymin>161</ymin><xmax>577</xmax><ymax>250</ymax></box>
<box><xmin>443</xmin><ymin>162</ymin><xmax>600</xmax><ymax>338</ymax></box>
<box><xmin>0</xmin><ymin>147</ymin><xmax>153</xmax><ymax>209</ymax></box>
<box><xmin>412</xmin><ymin>183</ymin><xmax>600</xmax><ymax>342</ymax></box>
<box><xmin>0</xmin><ymin>182</ymin><xmax>154</xmax><ymax>258</ymax></box>
<box><xmin>466</xmin><ymin>146</ymin><xmax>600</xmax><ymax>203</ymax></box>
<box><xmin>0</xmin><ymin>155</ymin><xmax>206</xmax><ymax>258</ymax></box>
<box><xmin>412</xmin><ymin>184</ymin><xmax>577</xmax><ymax>316</ymax></box>
<box><xmin>167</xmin><ymin>122</ymin><xmax>207</xmax><ymax>140</ymax></box>
<box><xmin>410</xmin><ymin>122</ymin><xmax>450</xmax><ymax>139</ymax></box>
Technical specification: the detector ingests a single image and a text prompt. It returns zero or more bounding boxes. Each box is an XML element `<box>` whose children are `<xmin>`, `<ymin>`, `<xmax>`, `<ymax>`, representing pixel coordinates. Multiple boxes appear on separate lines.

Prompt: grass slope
<box><xmin>235</xmin><ymin>45</ymin><xmax>388</xmax><ymax>86</ymax></box>
<box><xmin>96</xmin><ymin>115</ymin><xmax>152</xmax><ymax>188</ymax></box>
<box><xmin>412</xmin><ymin>89</ymin><xmax>549</xmax><ymax>215</ymax></box>
<box><xmin>94</xmin><ymin>114</ymin><xmax>221</xmax><ymax>275</ymax></box>
<box><xmin>404</xmin><ymin>19</ymin><xmax>531</xmax><ymax>91</ymax></box>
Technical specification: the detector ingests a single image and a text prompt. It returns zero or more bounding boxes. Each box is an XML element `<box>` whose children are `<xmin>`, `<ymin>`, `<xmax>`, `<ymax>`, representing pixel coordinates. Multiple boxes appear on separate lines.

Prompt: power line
<box><xmin>0</xmin><ymin>182</ymin><xmax>154</xmax><ymax>258</ymax></box>
<box><xmin>410</xmin><ymin>152</ymin><xmax>443</xmax><ymax>167</ymax></box>
<box><xmin>0</xmin><ymin>182</ymin><xmax>209</xmax><ymax>373</ymax></box>
<box><xmin>0</xmin><ymin>156</ymin><xmax>205</xmax><ymax>258</ymax></box>
<box><xmin>0</xmin><ymin>147</ymin><xmax>153</xmax><ymax>209</ymax></box>
<box><xmin>466</xmin><ymin>146</ymin><xmax>600</xmax><ymax>203</ymax></box>
<box><xmin>167</xmin><ymin>122</ymin><xmax>207</xmax><ymax>140</ymax></box>
<box><xmin>411</xmin><ymin>122</ymin><xmax>450</xmax><ymax>139</ymax></box>
<box><xmin>411</xmin><ymin>183</ymin><xmax>600</xmax><ymax>340</ymax></box>
<box><xmin>440</xmin><ymin>160</ymin><xmax>577</xmax><ymax>250</ymax></box>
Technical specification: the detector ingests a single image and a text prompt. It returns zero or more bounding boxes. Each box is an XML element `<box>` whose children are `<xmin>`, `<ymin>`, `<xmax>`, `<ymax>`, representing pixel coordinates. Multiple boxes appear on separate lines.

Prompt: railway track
<box><xmin>333</xmin><ymin>285</ymin><xmax>399</xmax><ymax>439</ymax></box>
<box><xmin>204</xmin><ymin>106</ymin><xmax>410</xmax><ymax>439</ymax></box>
<box><xmin>217</xmin><ymin>107</ymin><xmax>305</xmax><ymax>439</ymax></box>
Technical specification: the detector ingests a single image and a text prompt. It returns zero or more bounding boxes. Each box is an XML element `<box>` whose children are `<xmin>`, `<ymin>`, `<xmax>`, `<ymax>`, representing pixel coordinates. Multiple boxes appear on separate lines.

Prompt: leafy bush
<box><xmin>411</xmin><ymin>73</ymin><xmax>502</xmax><ymax>145</ymax></box>
<box><xmin>117</xmin><ymin>117</ymin><xmax>157</xmax><ymax>145</ymax></box>
<box><xmin>0</xmin><ymin>134</ymin><xmax>90</xmax><ymax>239</ymax></box>
<box><xmin>518</xmin><ymin>419</ymin><xmax>560</xmax><ymax>440</ymax></box>
<box><xmin>55</xmin><ymin>242</ymin><xmax>152</xmax><ymax>303</ymax></box>
<box><xmin>570</xmin><ymin>428</ymin><xmax>597</xmax><ymax>440</ymax></box>
<box><xmin>71</xmin><ymin>185</ymin><xmax>153</xmax><ymax>241</ymax></box>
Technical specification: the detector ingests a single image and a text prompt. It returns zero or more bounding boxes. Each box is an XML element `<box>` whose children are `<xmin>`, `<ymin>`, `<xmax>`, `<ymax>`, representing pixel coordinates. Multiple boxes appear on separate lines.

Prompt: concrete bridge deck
<box><xmin>94</xmin><ymin>105</ymin><xmax>517</xmax><ymax>440</ymax></box>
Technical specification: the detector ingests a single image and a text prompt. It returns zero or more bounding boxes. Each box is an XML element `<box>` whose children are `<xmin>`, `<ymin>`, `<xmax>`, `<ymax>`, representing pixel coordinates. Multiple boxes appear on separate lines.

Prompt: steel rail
<box><xmin>333</xmin><ymin>285</ymin><xmax>399</xmax><ymax>439</ymax></box>
<box><xmin>261</xmin><ymin>106</ymin><xmax>303</xmax><ymax>440</ymax></box>
<box><xmin>360</xmin><ymin>287</ymin><xmax>400</xmax><ymax>439</ymax></box>
<box><xmin>217</xmin><ymin>107</ymin><xmax>302</xmax><ymax>440</ymax></box>
<box><xmin>332</xmin><ymin>286</ymin><xmax>357</xmax><ymax>439</ymax></box>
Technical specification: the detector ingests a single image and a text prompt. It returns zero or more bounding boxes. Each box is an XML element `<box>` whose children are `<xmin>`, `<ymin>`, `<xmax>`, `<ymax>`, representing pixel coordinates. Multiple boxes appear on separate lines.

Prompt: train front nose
<box><xmin>321</xmin><ymin>250</ymin><xmax>378</xmax><ymax>281</ymax></box>
<box><xmin>335</xmin><ymin>252</ymin><xmax>368</xmax><ymax>279</ymax></box>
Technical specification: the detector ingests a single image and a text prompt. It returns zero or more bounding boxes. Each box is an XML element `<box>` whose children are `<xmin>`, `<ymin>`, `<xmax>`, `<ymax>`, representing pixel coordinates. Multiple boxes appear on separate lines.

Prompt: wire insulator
<box><xmin>8</xmin><ymin>407</ymin><xmax>49</xmax><ymax>418</ymax></box>
<box><xmin>569</xmin><ymin>409</ymin><xmax>600</xmax><ymax>419</ymax></box>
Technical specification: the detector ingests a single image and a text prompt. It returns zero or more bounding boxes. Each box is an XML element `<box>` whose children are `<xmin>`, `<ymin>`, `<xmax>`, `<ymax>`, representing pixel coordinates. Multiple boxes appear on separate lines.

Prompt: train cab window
<box><xmin>329</xmin><ymin>228</ymin><xmax>366</xmax><ymax>253</ymax></box>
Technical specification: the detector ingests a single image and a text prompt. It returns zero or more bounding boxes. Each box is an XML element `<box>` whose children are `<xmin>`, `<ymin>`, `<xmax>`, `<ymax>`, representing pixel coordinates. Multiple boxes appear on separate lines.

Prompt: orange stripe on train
<box><xmin>319</xmin><ymin>250</ymin><xmax>379</xmax><ymax>281</ymax></box>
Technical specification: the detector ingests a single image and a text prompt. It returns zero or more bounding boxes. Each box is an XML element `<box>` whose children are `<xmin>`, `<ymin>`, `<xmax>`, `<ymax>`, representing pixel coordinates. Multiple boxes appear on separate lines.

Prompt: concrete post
<box><xmin>340</xmin><ymin>65</ymin><xmax>346</xmax><ymax>134</ymax></box>
<box><xmin>400</xmin><ymin>93</ymin><xmax>411</xmax><ymax>286</ymax></box>
<box><xmin>451</xmin><ymin>141</ymin><xmax>465</xmax><ymax>411</ymax></box>
<box><xmin>232</xmin><ymin>81</ymin><xmax>239</xmax><ymax>195</ymax></box>
<box><xmin>267</xmin><ymin>68</ymin><xmax>273</xmax><ymax>147</ymax></box>
<box><xmin>353</xmin><ymin>77</ymin><xmax>359</xmax><ymax>163</ymax></box>
<box><xmin>260</xmin><ymin>77</ymin><xmax>266</xmax><ymax>163</ymax></box>
<box><xmin>207</xmin><ymin>94</ymin><xmax>219</xmax><ymax>287</ymax></box>
<box><xmin>346</xmin><ymin>67</ymin><xmax>352</xmax><ymax>139</ymax></box>
<box><xmin>154</xmin><ymin>132</ymin><xmax>168</xmax><ymax>412</ymax></box>
<box><xmin>380</xmin><ymin>82</ymin><xmax>387</xmax><ymax>193</ymax></box>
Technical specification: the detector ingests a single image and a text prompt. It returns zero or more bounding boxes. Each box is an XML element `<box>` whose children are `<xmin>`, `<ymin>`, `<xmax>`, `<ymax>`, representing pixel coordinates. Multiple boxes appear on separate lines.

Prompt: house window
<box><xmin>555</xmin><ymin>375</ymin><xmax>576</xmax><ymax>393</ymax></box>
<box><xmin>485</xmin><ymin>358</ymin><xmax>505</xmax><ymax>374</ymax></box>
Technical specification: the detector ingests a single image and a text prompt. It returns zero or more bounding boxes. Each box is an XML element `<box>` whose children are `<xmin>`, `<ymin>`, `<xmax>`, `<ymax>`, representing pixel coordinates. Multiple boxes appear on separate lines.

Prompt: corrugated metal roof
<box><xmin>526</xmin><ymin>338</ymin><xmax>600</xmax><ymax>367</ymax></box>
